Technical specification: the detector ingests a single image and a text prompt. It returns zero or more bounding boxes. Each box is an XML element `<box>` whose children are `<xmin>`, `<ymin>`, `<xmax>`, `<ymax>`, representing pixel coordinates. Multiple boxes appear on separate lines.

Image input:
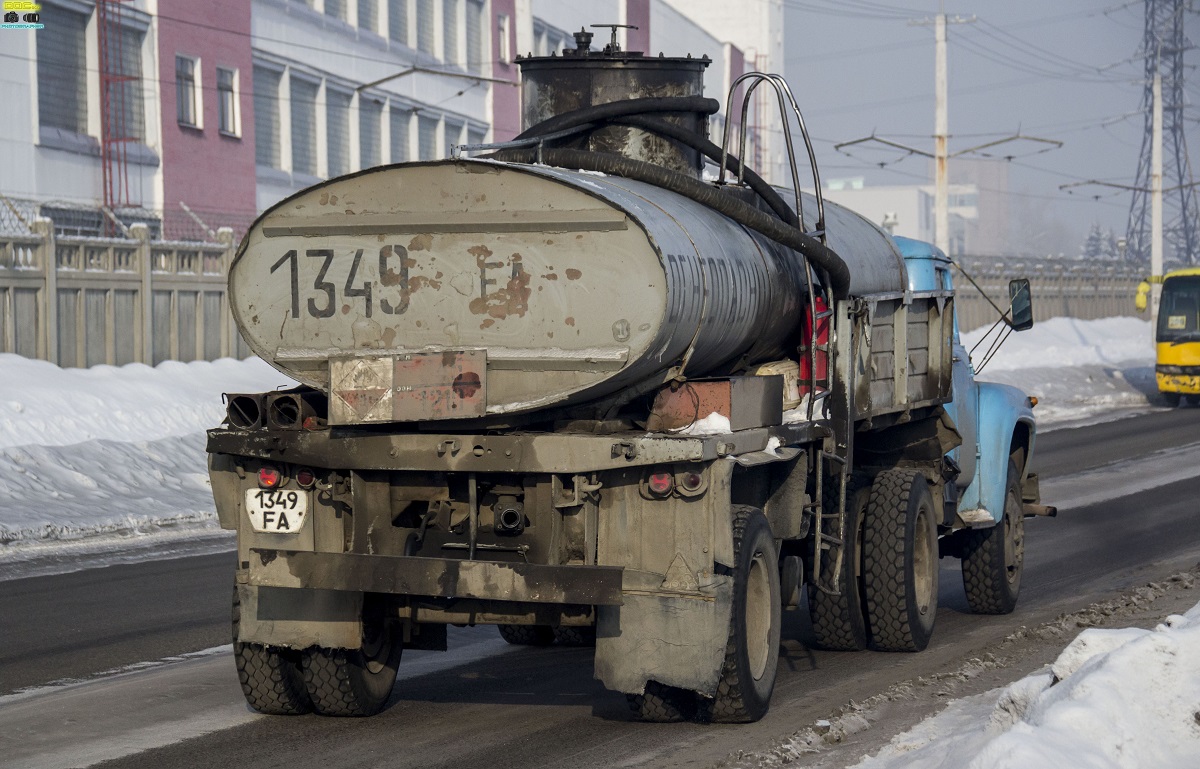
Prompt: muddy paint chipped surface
<box><xmin>409</xmin><ymin>234</ymin><xmax>434</xmax><ymax>252</ymax></box>
<box><xmin>565</xmin><ymin>268</ymin><xmax>583</xmax><ymax>280</ymax></box>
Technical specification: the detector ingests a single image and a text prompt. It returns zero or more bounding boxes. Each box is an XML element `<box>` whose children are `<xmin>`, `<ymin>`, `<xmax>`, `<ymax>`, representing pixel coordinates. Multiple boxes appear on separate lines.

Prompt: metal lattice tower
<box><xmin>1125</xmin><ymin>0</ymin><xmax>1199</xmax><ymax>266</ymax></box>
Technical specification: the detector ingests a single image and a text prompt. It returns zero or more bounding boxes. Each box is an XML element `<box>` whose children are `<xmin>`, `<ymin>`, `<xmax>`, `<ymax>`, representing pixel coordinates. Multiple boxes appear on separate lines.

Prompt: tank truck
<box><xmin>208</xmin><ymin>28</ymin><xmax>1052</xmax><ymax>722</ymax></box>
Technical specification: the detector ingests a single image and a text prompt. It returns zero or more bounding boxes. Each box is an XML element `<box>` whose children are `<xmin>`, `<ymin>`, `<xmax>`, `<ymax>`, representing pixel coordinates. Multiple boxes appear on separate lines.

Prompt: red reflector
<box><xmin>680</xmin><ymin>472</ymin><xmax>703</xmax><ymax>491</ymax></box>
<box><xmin>258</xmin><ymin>466</ymin><xmax>281</xmax><ymax>488</ymax></box>
<box><xmin>648</xmin><ymin>471</ymin><xmax>674</xmax><ymax>496</ymax></box>
<box><xmin>296</xmin><ymin>468</ymin><xmax>316</xmax><ymax>488</ymax></box>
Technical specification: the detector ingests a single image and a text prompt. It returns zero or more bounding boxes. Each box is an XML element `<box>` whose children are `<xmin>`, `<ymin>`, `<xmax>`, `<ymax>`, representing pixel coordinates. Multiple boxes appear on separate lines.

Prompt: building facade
<box><xmin>2</xmin><ymin>0</ymin><xmax>757</xmax><ymax>242</ymax></box>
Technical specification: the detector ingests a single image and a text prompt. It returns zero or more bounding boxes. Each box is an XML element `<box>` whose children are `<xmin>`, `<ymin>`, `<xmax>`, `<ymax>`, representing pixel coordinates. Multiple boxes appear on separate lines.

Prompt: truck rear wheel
<box><xmin>626</xmin><ymin>681</ymin><xmax>695</xmax><ymax>722</ymax></box>
<box><xmin>807</xmin><ymin>476</ymin><xmax>869</xmax><ymax>651</ymax></box>
<box><xmin>553</xmin><ymin>626</ymin><xmax>597</xmax><ymax>646</ymax></box>
<box><xmin>302</xmin><ymin>598</ymin><xmax>402</xmax><ymax>716</ymax></box>
<box><xmin>705</xmin><ymin>505</ymin><xmax>782</xmax><ymax>723</ymax></box>
<box><xmin>231</xmin><ymin>588</ymin><xmax>312</xmax><ymax>715</ymax></box>
<box><xmin>961</xmin><ymin>460</ymin><xmax>1024</xmax><ymax>614</ymax></box>
<box><xmin>862</xmin><ymin>470</ymin><xmax>939</xmax><ymax>652</ymax></box>
<box><xmin>497</xmin><ymin>624</ymin><xmax>555</xmax><ymax>646</ymax></box>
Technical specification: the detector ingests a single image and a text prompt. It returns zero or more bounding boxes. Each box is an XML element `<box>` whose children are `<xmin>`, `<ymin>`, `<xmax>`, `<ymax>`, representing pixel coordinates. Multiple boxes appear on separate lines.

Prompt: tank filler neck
<box><xmin>559</xmin><ymin>24</ymin><xmax>643</xmax><ymax>58</ymax></box>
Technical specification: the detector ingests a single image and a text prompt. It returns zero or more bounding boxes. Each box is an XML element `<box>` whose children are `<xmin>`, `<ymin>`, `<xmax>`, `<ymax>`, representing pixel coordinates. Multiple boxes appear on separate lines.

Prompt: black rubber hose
<box><xmin>513</xmin><ymin>96</ymin><xmax>720</xmax><ymax>141</ymax></box>
<box><xmin>608</xmin><ymin>114</ymin><xmax>799</xmax><ymax>228</ymax></box>
<box><xmin>516</xmin><ymin>99</ymin><xmax>799</xmax><ymax>228</ymax></box>
<box><xmin>493</xmin><ymin>147</ymin><xmax>851</xmax><ymax>299</ymax></box>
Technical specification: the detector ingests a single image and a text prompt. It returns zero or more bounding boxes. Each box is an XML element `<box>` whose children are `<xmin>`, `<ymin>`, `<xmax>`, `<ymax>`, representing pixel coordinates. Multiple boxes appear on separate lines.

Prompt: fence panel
<box><xmin>0</xmin><ymin>220</ymin><xmax>243</xmax><ymax>368</ymax></box>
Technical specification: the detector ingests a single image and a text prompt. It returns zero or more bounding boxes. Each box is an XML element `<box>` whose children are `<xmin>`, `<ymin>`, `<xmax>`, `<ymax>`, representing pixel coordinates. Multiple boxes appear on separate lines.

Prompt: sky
<box><xmin>783</xmin><ymin>0</ymin><xmax>1199</xmax><ymax>256</ymax></box>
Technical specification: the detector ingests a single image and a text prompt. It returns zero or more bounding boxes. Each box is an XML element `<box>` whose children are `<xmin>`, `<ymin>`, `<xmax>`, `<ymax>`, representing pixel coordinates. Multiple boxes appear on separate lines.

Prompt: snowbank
<box><xmin>0</xmin><ymin>356</ymin><xmax>293</xmax><ymax>547</ymax></box>
<box><xmin>852</xmin><ymin>600</ymin><xmax>1200</xmax><ymax>769</ymax></box>
<box><xmin>0</xmin><ymin>354</ymin><xmax>294</xmax><ymax>449</ymax></box>
<box><xmin>962</xmin><ymin>316</ymin><xmax>1156</xmax><ymax>425</ymax></box>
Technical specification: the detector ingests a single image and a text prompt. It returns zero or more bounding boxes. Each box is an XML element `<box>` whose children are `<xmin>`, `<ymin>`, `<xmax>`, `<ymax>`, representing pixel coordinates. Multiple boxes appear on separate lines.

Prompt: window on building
<box><xmin>101</xmin><ymin>22</ymin><xmax>147</xmax><ymax>141</ymax></box>
<box><xmin>443</xmin><ymin>120</ymin><xmax>462</xmax><ymax>154</ymax></box>
<box><xmin>254</xmin><ymin>65</ymin><xmax>282</xmax><ymax>167</ymax></box>
<box><xmin>358</xmin><ymin>0</ymin><xmax>378</xmax><ymax>33</ymax></box>
<box><xmin>388</xmin><ymin>0</ymin><xmax>408</xmax><ymax>44</ymax></box>
<box><xmin>360</xmin><ymin>96</ymin><xmax>382</xmax><ymax>168</ymax></box>
<box><xmin>176</xmin><ymin>56</ymin><xmax>200</xmax><ymax>127</ymax></box>
<box><xmin>467</xmin><ymin>125</ymin><xmax>487</xmax><ymax>147</ymax></box>
<box><xmin>390</xmin><ymin>107</ymin><xmax>410</xmax><ymax>162</ymax></box>
<box><xmin>418</xmin><ymin>113</ymin><xmax>438</xmax><ymax>160</ymax></box>
<box><xmin>465</xmin><ymin>0</ymin><xmax>484</xmax><ymax>73</ymax></box>
<box><xmin>325</xmin><ymin>0</ymin><xmax>346</xmax><ymax>21</ymax></box>
<box><xmin>290</xmin><ymin>77</ymin><xmax>319</xmax><ymax>176</ymax></box>
<box><xmin>443</xmin><ymin>0</ymin><xmax>459</xmax><ymax>65</ymax></box>
<box><xmin>37</xmin><ymin>4</ymin><xmax>89</xmax><ymax>133</ymax></box>
<box><xmin>217</xmin><ymin>67</ymin><xmax>239</xmax><ymax>136</ymax></box>
<box><xmin>497</xmin><ymin>13</ymin><xmax>511</xmax><ymax>63</ymax></box>
<box><xmin>416</xmin><ymin>0</ymin><xmax>434</xmax><ymax>54</ymax></box>
<box><xmin>327</xmin><ymin>88</ymin><xmax>351</xmax><ymax>177</ymax></box>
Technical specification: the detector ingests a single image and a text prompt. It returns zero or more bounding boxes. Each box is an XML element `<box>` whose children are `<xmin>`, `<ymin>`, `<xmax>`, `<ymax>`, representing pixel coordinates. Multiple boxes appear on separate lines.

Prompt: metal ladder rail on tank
<box><xmin>717</xmin><ymin>73</ymin><xmax>849</xmax><ymax>597</ymax></box>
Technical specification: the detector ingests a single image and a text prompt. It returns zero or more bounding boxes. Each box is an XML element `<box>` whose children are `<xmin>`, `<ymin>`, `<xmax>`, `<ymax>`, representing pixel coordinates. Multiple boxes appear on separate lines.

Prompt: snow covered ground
<box><xmin>0</xmin><ymin>314</ymin><xmax>1191</xmax><ymax>766</ymax></box>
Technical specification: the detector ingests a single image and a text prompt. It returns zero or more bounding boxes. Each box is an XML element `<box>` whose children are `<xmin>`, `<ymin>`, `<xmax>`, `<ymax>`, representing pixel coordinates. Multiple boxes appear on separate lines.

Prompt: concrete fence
<box><xmin>0</xmin><ymin>221</ymin><xmax>1148</xmax><ymax>368</ymax></box>
<box><xmin>0</xmin><ymin>219</ymin><xmax>250</xmax><ymax>367</ymax></box>
<box><xmin>951</xmin><ymin>257</ymin><xmax>1144</xmax><ymax>333</ymax></box>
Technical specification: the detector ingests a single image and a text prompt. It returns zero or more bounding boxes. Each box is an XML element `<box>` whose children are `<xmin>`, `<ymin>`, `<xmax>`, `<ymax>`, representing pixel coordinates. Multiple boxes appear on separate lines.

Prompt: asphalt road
<box><xmin>2</xmin><ymin>408</ymin><xmax>1199</xmax><ymax>769</ymax></box>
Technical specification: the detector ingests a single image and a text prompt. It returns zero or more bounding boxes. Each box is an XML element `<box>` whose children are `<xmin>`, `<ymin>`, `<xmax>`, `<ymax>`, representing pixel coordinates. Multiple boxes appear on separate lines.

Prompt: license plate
<box><xmin>245</xmin><ymin>488</ymin><xmax>309</xmax><ymax>533</ymax></box>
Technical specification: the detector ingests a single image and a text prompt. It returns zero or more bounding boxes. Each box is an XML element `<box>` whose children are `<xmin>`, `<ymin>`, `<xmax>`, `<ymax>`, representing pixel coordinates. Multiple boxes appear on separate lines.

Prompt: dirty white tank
<box><xmin>230</xmin><ymin>159</ymin><xmax>902</xmax><ymax>423</ymax></box>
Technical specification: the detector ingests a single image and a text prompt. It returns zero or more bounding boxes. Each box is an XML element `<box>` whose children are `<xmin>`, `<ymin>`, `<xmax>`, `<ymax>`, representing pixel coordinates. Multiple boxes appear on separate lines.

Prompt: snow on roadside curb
<box><xmin>852</xmin><ymin>598</ymin><xmax>1200</xmax><ymax>769</ymax></box>
<box><xmin>0</xmin><ymin>356</ymin><xmax>293</xmax><ymax>550</ymax></box>
<box><xmin>721</xmin><ymin>572</ymin><xmax>1200</xmax><ymax>769</ymax></box>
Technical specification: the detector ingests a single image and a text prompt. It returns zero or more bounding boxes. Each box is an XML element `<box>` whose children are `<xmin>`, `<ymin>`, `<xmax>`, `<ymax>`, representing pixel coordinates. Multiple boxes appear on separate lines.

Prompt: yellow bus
<box><xmin>1137</xmin><ymin>267</ymin><xmax>1200</xmax><ymax>406</ymax></box>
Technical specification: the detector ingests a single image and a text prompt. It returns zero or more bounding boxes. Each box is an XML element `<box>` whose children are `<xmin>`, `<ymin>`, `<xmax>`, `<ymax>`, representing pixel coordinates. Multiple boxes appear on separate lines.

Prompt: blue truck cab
<box><xmin>894</xmin><ymin>237</ymin><xmax>1052</xmax><ymax>533</ymax></box>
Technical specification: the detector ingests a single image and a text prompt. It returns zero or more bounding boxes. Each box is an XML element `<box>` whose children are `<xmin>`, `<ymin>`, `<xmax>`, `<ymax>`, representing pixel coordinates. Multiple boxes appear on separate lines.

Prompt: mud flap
<box><xmin>593</xmin><ymin>572</ymin><xmax>733</xmax><ymax>697</ymax></box>
<box><xmin>236</xmin><ymin>583</ymin><xmax>363</xmax><ymax>650</ymax></box>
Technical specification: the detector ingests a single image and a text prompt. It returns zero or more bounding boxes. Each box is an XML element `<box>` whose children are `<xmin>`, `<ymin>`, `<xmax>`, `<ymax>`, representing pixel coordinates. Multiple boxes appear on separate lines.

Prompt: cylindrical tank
<box><xmin>518</xmin><ymin>34</ymin><xmax>710</xmax><ymax>178</ymax></box>
<box><xmin>230</xmin><ymin>159</ymin><xmax>904</xmax><ymax>421</ymax></box>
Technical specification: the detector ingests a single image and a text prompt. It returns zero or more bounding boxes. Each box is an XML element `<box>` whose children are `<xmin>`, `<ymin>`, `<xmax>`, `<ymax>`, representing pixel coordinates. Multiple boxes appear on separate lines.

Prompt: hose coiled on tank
<box><xmin>492</xmin><ymin>146</ymin><xmax>851</xmax><ymax>299</ymax></box>
<box><xmin>500</xmin><ymin>97</ymin><xmax>851</xmax><ymax>299</ymax></box>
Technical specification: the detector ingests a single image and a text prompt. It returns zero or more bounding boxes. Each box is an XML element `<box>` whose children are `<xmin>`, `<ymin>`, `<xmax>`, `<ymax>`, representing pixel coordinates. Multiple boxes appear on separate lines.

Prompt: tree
<box><xmin>1079</xmin><ymin>223</ymin><xmax>1105</xmax><ymax>260</ymax></box>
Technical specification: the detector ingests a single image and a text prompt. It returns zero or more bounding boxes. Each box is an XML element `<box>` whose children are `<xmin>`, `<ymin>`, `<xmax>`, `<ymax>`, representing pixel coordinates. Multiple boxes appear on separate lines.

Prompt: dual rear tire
<box><xmin>233</xmin><ymin>589</ymin><xmax>401</xmax><ymax>717</ymax></box>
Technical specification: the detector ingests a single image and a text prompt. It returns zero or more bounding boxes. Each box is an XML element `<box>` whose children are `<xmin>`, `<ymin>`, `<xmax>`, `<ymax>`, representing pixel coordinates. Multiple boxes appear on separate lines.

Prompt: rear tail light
<box><xmin>258</xmin><ymin>466</ymin><xmax>281</xmax><ymax>488</ymax></box>
<box><xmin>295</xmin><ymin>468</ymin><xmax>316</xmax><ymax>488</ymax></box>
<box><xmin>679</xmin><ymin>471</ymin><xmax>704</xmax><ymax>492</ymax></box>
<box><xmin>647</xmin><ymin>471</ymin><xmax>674</xmax><ymax>497</ymax></box>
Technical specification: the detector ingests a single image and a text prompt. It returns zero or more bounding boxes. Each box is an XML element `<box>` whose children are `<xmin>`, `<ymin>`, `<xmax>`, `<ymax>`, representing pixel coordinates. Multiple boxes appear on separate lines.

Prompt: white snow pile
<box><xmin>962</xmin><ymin>316</ymin><xmax>1156</xmax><ymax>424</ymax></box>
<box><xmin>850</xmin><ymin>600</ymin><xmax>1200</xmax><ymax>769</ymax></box>
<box><xmin>0</xmin><ymin>315</ymin><xmax>1159</xmax><ymax>552</ymax></box>
<box><xmin>0</xmin><ymin>354</ymin><xmax>293</xmax><ymax>548</ymax></box>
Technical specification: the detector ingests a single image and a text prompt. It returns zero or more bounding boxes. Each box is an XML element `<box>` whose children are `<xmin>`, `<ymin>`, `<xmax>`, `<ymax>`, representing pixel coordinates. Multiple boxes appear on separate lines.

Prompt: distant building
<box><xmin>823</xmin><ymin>179</ymin><xmax>979</xmax><ymax>257</ymax></box>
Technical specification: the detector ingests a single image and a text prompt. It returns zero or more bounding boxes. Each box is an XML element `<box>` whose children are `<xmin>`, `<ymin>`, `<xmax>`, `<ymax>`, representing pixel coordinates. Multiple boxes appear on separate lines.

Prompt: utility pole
<box><xmin>836</xmin><ymin>7</ymin><xmax>1061</xmax><ymax>258</ymax></box>
<box><xmin>1151</xmin><ymin>70</ymin><xmax>1163</xmax><ymax>329</ymax></box>
<box><xmin>914</xmin><ymin>2</ymin><xmax>975</xmax><ymax>254</ymax></box>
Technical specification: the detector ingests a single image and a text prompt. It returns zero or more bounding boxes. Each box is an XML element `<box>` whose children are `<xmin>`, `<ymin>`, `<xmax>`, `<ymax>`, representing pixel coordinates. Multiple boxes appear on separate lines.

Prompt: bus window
<box><xmin>1158</xmin><ymin>276</ymin><xmax>1200</xmax><ymax>343</ymax></box>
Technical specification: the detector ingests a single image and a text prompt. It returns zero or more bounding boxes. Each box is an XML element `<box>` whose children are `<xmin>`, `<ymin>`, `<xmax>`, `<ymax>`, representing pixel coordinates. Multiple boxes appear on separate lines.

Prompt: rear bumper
<box><xmin>248</xmin><ymin>548</ymin><xmax>625</xmax><ymax>606</ymax></box>
<box><xmin>1157</xmin><ymin>373</ymin><xmax>1200</xmax><ymax>395</ymax></box>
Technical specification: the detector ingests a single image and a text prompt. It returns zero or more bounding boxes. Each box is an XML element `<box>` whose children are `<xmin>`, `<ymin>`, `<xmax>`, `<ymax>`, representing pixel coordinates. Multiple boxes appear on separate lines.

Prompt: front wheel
<box><xmin>705</xmin><ymin>506</ymin><xmax>782</xmax><ymax>723</ymax></box>
<box><xmin>862</xmin><ymin>469</ymin><xmax>939</xmax><ymax>652</ymax></box>
<box><xmin>961</xmin><ymin>460</ymin><xmax>1025</xmax><ymax>614</ymax></box>
<box><xmin>302</xmin><ymin>597</ymin><xmax>402</xmax><ymax>716</ymax></box>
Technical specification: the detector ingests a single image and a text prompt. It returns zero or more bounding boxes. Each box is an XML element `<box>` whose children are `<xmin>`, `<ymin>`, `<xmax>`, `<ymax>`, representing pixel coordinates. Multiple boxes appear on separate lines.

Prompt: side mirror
<box><xmin>1008</xmin><ymin>279</ymin><xmax>1033</xmax><ymax>331</ymax></box>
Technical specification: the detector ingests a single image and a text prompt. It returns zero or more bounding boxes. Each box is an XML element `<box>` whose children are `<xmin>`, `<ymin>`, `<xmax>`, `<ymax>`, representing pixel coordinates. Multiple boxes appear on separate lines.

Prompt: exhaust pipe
<box><xmin>225</xmin><ymin>394</ymin><xmax>265</xmax><ymax>430</ymax></box>
<box><xmin>265</xmin><ymin>390</ymin><xmax>329</xmax><ymax>430</ymax></box>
